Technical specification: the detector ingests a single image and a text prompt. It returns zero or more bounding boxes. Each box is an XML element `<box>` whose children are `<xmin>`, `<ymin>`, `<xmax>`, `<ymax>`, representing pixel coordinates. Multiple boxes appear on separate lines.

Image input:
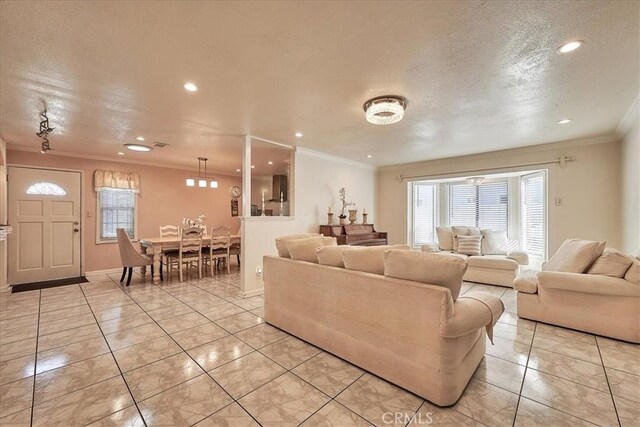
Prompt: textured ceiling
<box><xmin>0</xmin><ymin>0</ymin><xmax>638</xmax><ymax>173</ymax></box>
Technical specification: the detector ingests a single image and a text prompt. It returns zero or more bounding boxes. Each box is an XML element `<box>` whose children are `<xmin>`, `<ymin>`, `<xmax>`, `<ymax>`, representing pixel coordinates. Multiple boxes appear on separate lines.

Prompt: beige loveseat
<box><xmin>422</xmin><ymin>226</ymin><xmax>529</xmax><ymax>287</ymax></box>
<box><xmin>515</xmin><ymin>240</ymin><xmax>639</xmax><ymax>343</ymax></box>
<box><xmin>264</xmin><ymin>240</ymin><xmax>505</xmax><ymax>406</ymax></box>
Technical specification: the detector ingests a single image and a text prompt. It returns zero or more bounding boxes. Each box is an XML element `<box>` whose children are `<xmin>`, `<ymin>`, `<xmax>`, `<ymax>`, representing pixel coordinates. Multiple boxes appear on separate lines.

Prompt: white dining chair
<box><xmin>204</xmin><ymin>226</ymin><xmax>231</xmax><ymax>275</ymax></box>
<box><xmin>116</xmin><ymin>228</ymin><xmax>161</xmax><ymax>286</ymax></box>
<box><xmin>166</xmin><ymin>226</ymin><xmax>203</xmax><ymax>282</ymax></box>
<box><xmin>159</xmin><ymin>225</ymin><xmax>179</xmax><ymax>277</ymax></box>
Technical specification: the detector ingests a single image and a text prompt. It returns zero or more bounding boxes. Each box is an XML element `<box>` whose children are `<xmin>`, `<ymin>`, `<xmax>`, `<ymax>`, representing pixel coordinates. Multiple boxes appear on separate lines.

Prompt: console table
<box><xmin>319</xmin><ymin>224</ymin><xmax>388</xmax><ymax>246</ymax></box>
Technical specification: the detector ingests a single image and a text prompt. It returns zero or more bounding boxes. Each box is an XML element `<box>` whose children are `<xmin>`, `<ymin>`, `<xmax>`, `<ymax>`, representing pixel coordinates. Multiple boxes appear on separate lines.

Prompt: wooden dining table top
<box><xmin>139</xmin><ymin>234</ymin><xmax>240</xmax><ymax>245</ymax></box>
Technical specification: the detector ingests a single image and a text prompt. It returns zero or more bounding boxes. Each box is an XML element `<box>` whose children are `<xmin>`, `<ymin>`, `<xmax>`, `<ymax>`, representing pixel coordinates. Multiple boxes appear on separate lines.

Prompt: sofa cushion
<box><xmin>342</xmin><ymin>245</ymin><xmax>410</xmax><ymax>275</ymax></box>
<box><xmin>383</xmin><ymin>250</ymin><xmax>467</xmax><ymax>300</ymax></box>
<box><xmin>625</xmin><ymin>258</ymin><xmax>639</xmax><ymax>285</ymax></box>
<box><xmin>421</xmin><ymin>243</ymin><xmax>441</xmax><ymax>253</ymax></box>
<box><xmin>467</xmin><ymin>255</ymin><xmax>518</xmax><ymax>271</ymax></box>
<box><xmin>316</xmin><ymin>245</ymin><xmax>351</xmax><ymax>267</ymax></box>
<box><xmin>538</xmin><ymin>271</ymin><xmax>640</xmax><ymax>297</ymax></box>
<box><xmin>436</xmin><ymin>227</ymin><xmax>454</xmax><ymax>251</ymax></box>
<box><xmin>506</xmin><ymin>250</ymin><xmax>529</xmax><ymax>265</ymax></box>
<box><xmin>542</xmin><ymin>238</ymin><xmax>606</xmax><ymax>273</ymax></box>
<box><xmin>480</xmin><ymin>229</ymin><xmax>508</xmax><ymax>255</ymax></box>
<box><xmin>513</xmin><ymin>270</ymin><xmax>538</xmax><ymax>294</ymax></box>
<box><xmin>587</xmin><ymin>248</ymin><xmax>634</xmax><ymax>278</ymax></box>
<box><xmin>451</xmin><ymin>226</ymin><xmax>481</xmax><ymax>252</ymax></box>
<box><xmin>456</xmin><ymin>235</ymin><xmax>482</xmax><ymax>256</ymax></box>
<box><xmin>276</xmin><ymin>233</ymin><xmax>322</xmax><ymax>258</ymax></box>
<box><xmin>286</xmin><ymin>237</ymin><xmax>326</xmax><ymax>263</ymax></box>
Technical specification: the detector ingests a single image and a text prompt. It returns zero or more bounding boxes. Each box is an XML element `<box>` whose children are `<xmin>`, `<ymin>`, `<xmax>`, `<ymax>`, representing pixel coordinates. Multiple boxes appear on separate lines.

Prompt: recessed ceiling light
<box><xmin>183</xmin><ymin>82</ymin><xmax>198</xmax><ymax>92</ymax></box>
<box><xmin>268</xmin><ymin>161</ymin><xmax>273</xmax><ymax>165</ymax></box>
<box><xmin>135</xmin><ymin>136</ymin><xmax>145</xmax><ymax>141</ymax></box>
<box><xmin>117</xmin><ymin>152</ymin><xmax>124</xmax><ymax>156</ymax></box>
<box><xmin>366</xmin><ymin>154</ymin><xmax>373</xmax><ymax>158</ymax></box>
<box><xmin>557</xmin><ymin>40</ymin><xmax>583</xmax><ymax>54</ymax></box>
<box><xmin>251</xmin><ymin>165</ymin><xmax>255</xmax><ymax>169</ymax></box>
<box><xmin>557</xmin><ymin>119</ymin><xmax>572</xmax><ymax>124</ymax></box>
<box><xmin>295</xmin><ymin>132</ymin><xmax>303</xmax><ymax>138</ymax></box>
<box><xmin>236</xmin><ymin>169</ymin><xmax>241</xmax><ymax>172</ymax></box>
<box><xmin>124</xmin><ymin>144</ymin><xmax>152</xmax><ymax>152</ymax></box>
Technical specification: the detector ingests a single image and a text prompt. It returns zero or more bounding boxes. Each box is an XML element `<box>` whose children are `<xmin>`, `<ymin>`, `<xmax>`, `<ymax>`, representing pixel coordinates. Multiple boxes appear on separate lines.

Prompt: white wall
<box><xmin>621</xmin><ymin>100</ymin><xmax>640</xmax><ymax>255</ymax></box>
<box><xmin>241</xmin><ymin>149</ymin><xmax>377</xmax><ymax>294</ymax></box>
<box><xmin>0</xmin><ymin>137</ymin><xmax>7</xmax><ymax>289</ymax></box>
<box><xmin>378</xmin><ymin>137</ymin><xmax>623</xmax><ymax>256</ymax></box>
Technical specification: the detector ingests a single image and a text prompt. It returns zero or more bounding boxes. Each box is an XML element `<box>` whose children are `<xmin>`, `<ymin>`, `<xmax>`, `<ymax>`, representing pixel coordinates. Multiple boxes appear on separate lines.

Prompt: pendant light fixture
<box><xmin>186</xmin><ymin>157</ymin><xmax>218</xmax><ymax>189</ymax></box>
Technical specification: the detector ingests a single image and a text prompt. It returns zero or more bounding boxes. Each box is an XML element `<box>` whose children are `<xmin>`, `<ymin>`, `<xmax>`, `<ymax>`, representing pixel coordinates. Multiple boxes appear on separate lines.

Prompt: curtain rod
<box><xmin>399</xmin><ymin>156</ymin><xmax>575</xmax><ymax>181</ymax></box>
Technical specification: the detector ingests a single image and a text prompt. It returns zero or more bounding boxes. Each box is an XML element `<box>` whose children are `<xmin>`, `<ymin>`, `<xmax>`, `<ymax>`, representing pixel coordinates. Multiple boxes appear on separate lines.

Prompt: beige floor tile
<box><xmin>606</xmin><ymin>367</ymin><xmax>640</xmax><ymax>403</ymax></box>
<box><xmin>215</xmin><ymin>312</ymin><xmax>264</xmax><ymax>333</ymax></box>
<box><xmin>138</xmin><ymin>374</ymin><xmax>232</xmax><ymax>426</ymax></box>
<box><xmin>210</xmin><ymin>351</ymin><xmax>285</xmax><ymax>399</ymax></box>
<box><xmin>596</xmin><ymin>336</ymin><xmax>640</xmax><ymax>356</ymax></box>
<box><xmin>302</xmin><ymin>401</ymin><xmax>373</xmax><ymax>426</ymax></box>
<box><xmin>232</xmin><ymin>296</ymin><xmax>264</xmax><ymax>311</ymax></box>
<box><xmin>0</xmin><ymin>306</ymin><xmax>39</xmax><ymax>322</ymax></box>
<box><xmin>599</xmin><ymin>345</ymin><xmax>640</xmax><ymax>375</ymax></box>
<box><xmin>112</xmin><ymin>335</ymin><xmax>182</xmax><ymax>372</ymax></box>
<box><xmin>514</xmin><ymin>397</ymin><xmax>595</xmax><ymax>426</ymax></box>
<box><xmin>0</xmin><ymin>321</ymin><xmax>38</xmax><ymax>346</ymax></box>
<box><xmin>194</xmin><ymin>402</ymin><xmax>259</xmax><ymax>427</ymax></box>
<box><xmin>261</xmin><ymin>335</ymin><xmax>321</xmax><ymax>370</ymax></box>
<box><xmin>124</xmin><ymin>352</ymin><xmax>203</xmax><ymax>401</ymax></box>
<box><xmin>32</xmin><ymin>376</ymin><xmax>133</xmax><ymax>427</ymax></box>
<box><xmin>170</xmin><ymin>322</ymin><xmax>228</xmax><ymax>349</ymax></box>
<box><xmin>409</xmin><ymin>401</ymin><xmax>481</xmax><ymax>426</ymax></box>
<box><xmin>336</xmin><ymin>373</ymin><xmax>423</xmax><ymax>427</ymax></box>
<box><xmin>86</xmin><ymin>405</ymin><xmax>145</xmax><ymax>427</ymax></box>
<box><xmin>98</xmin><ymin>312</ymin><xmax>153</xmax><ymax>335</ymax></box>
<box><xmin>187</xmin><ymin>335</ymin><xmax>254</xmax><ymax>371</ymax></box>
<box><xmin>36</xmin><ymin>336</ymin><xmax>110</xmax><ymax>374</ymax></box>
<box><xmin>521</xmin><ymin>369</ymin><xmax>618</xmax><ymax>426</ymax></box>
<box><xmin>240</xmin><ymin>372</ymin><xmax>330</xmax><ymax>426</ymax></box>
<box><xmin>472</xmin><ymin>354</ymin><xmax>526</xmax><ymax>393</ymax></box>
<box><xmin>485</xmin><ymin>335</ymin><xmax>531</xmax><ymax>366</ymax></box>
<box><xmin>535</xmin><ymin>323</ymin><xmax>596</xmax><ymax>344</ymax></box>
<box><xmin>40</xmin><ymin>291</ymin><xmax>83</xmax><ymax>306</ymax></box>
<box><xmin>94</xmin><ymin>304</ymin><xmax>145</xmax><ymax>323</ymax></box>
<box><xmin>453</xmin><ymin>378</ymin><xmax>518</xmax><ymax>426</ymax></box>
<box><xmin>81</xmin><ymin>282</ymin><xmax>124</xmax><ymax>297</ymax></box>
<box><xmin>156</xmin><ymin>311</ymin><xmax>210</xmax><ymax>334</ymax></box>
<box><xmin>34</xmin><ymin>353</ymin><xmax>120</xmax><ymax>404</ymax></box>
<box><xmin>614</xmin><ymin>395</ymin><xmax>640</xmax><ymax>427</ymax></box>
<box><xmin>38</xmin><ymin>303</ymin><xmax>93</xmax><ymax>323</ymax></box>
<box><xmin>199</xmin><ymin>302</ymin><xmax>245</xmax><ymax>321</ymax></box>
<box><xmin>37</xmin><ymin>323</ymin><xmax>103</xmax><ymax>352</ymax></box>
<box><xmin>235</xmin><ymin>323</ymin><xmax>288</xmax><ymax>349</ymax></box>
<box><xmin>250</xmin><ymin>307</ymin><xmax>264</xmax><ymax>318</ymax></box>
<box><xmin>0</xmin><ymin>407</ymin><xmax>32</xmax><ymax>426</ymax></box>
<box><xmin>105</xmin><ymin>322</ymin><xmax>167</xmax><ymax>351</ymax></box>
<box><xmin>527</xmin><ymin>347</ymin><xmax>609</xmax><ymax>391</ymax></box>
<box><xmin>38</xmin><ymin>312</ymin><xmax>96</xmax><ymax>336</ymax></box>
<box><xmin>293</xmin><ymin>352</ymin><xmax>364</xmax><ymax>397</ymax></box>
<box><xmin>493</xmin><ymin>322</ymin><xmax>534</xmax><ymax>346</ymax></box>
<box><xmin>532</xmin><ymin>332</ymin><xmax>601</xmax><ymax>364</ymax></box>
<box><xmin>0</xmin><ymin>354</ymin><xmax>35</xmax><ymax>385</ymax></box>
<box><xmin>0</xmin><ymin>337</ymin><xmax>37</xmax><ymax>363</ymax></box>
<box><xmin>0</xmin><ymin>314</ymin><xmax>38</xmax><ymax>333</ymax></box>
<box><xmin>39</xmin><ymin>297</ymin><xmax>87</xmax><ymax>313</ymax></box>
<box><xmin>0</xmin><ymin>376</ymin><xmax>33</xmax><ymax>418</ymax></box>
<box><xmin>469</xmin><ymin>283</ymin><xmax>507</xmax><ymax>297</ymax></box>
<box><xmin>497</xmin><ymin>311</ymin><xmax>536</xmax><ymax>330</ymax></box>
<box><xmin>145</xmin><ymin>303</ymin><xmax>194</xmax><ymax>321</ymax></box>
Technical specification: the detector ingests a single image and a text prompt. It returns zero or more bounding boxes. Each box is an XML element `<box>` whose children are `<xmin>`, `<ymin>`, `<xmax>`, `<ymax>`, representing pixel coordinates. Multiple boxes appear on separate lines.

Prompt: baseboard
<box><xmin>243</xmin><ymin>287</ymin><xmax>264</xmax><ymax>298</ymax></box>
<box><xmin>85</xmin><ymin>268</ymin><xmax>122</xmax><ymax>277</ymax></box>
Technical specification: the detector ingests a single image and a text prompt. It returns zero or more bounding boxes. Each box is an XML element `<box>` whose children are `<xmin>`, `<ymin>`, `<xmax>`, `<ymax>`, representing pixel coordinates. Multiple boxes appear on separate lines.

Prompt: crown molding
<box><xmin>296</xmin><ymin>147</ymin><xmax>377</xmax><ymax>171</ymax></box>
<box><xmin>616</xmin><ymin>95</ymin><xmax>639</xmax><ymax>136</ymax></box>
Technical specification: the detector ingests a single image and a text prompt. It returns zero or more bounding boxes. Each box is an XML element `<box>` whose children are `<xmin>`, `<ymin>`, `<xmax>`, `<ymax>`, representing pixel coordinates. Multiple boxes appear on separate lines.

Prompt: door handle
<box><xmin>74</xmin><ymin>228</ymin><xmax>80</xmax><ymax>232</ymax></box>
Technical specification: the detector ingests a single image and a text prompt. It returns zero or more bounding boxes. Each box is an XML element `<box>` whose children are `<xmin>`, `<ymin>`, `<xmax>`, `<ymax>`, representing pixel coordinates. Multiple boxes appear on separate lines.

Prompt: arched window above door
<box><xmin>26</xmin><ymin>182</ymin><xmax>67</xmax><ymax>196</ymax></box>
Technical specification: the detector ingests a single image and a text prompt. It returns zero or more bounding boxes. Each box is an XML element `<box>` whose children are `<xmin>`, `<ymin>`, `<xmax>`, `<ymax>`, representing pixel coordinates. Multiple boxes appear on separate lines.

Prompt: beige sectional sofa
<box><xmin>514</xmin><ymin>239</ymin><xmax>640</xmax><ymax>343</ymax></box>
<box><xmin>264</xmin><ymin>239</ymin><xmax>505</xmax><ymax>406</ymax></box>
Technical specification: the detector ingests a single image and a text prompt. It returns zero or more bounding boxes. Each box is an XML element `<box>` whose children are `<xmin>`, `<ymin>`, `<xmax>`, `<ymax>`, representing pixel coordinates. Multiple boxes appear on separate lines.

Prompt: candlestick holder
<box><xmin>261</xmin><ymin>200</ymin><xmax>266</xmax><ymax>217</ymax></box>
<box><xmin>279</xmin><ymin>201</ymin><xmax>284</xmax><ymax>216</ymax></box>
<box><xmin>327</xmin><ymin>212</ymin><xmax>334</xmax><ymax>225</ymax></box>
<box><xmin>362</xmin><ymin>213</ymin><xmax>368</xmax><ymax>224</ymax></box>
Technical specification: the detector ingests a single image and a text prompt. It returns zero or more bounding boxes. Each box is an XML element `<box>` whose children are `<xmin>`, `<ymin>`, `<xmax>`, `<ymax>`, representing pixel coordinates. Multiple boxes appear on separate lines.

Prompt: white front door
<box><xmin>8</xmin><ymin>167</ymin><xmax>82</xmax><ymax>284</ymax></box>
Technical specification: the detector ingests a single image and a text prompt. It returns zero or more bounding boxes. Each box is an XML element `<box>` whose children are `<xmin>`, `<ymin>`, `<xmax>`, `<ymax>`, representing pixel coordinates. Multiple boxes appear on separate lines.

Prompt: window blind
<box><xmin>521</xmin><ymin>172</ymin><xmax>545</xmax><ymax>257</ymax></box>
<box><xmin>413</xmin><ymin>183</ymin><xmax>436</xmax><ymax>245</ymax></box>
<box><xmin>449</xmin><ymin>181</ymin><xmax>508</xmax><ymax>232</ymax></box>
<box><xmin>99</xmin><ymin>188</ymin><xmax>136</xmax><ymax>240</ymax></box>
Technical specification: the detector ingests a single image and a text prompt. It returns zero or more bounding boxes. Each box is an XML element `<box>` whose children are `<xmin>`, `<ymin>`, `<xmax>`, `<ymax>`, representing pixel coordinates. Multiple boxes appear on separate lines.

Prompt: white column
<box><xmin>240</xmin><ymin>136</ymin><xmax>251</xmax><ymax>294</ymax></box>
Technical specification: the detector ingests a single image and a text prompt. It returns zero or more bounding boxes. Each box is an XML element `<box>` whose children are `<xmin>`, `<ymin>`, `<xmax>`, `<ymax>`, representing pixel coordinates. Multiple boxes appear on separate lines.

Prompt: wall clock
<box><xmin>229</xmin><ymin>185</ymin><xmax>242</xmax><ymax>199</ymax></box>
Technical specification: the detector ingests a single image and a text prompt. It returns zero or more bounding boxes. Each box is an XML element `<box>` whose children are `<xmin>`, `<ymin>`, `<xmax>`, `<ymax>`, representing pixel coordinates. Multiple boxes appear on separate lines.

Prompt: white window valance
<box><xmin>94</xmin><ymin>170</ymin><xmax>140</xmax><ymax>193</ymax></box>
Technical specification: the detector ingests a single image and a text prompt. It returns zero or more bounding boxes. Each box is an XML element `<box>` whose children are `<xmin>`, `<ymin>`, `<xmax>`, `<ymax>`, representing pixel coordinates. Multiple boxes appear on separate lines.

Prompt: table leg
<box><xmin>140</xmin><ymin>244</ymin><xmax>148</xmax><ymax>278</ymax></box>
<box><xmin>152</xmin><ymin>248</ymin><xmax>162</xmax><ymax>285</ymax></box>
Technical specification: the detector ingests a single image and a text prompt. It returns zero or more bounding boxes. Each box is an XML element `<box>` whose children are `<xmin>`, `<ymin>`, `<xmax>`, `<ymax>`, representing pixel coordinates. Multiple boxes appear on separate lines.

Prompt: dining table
<box><xmin>139</xmin><ymin>234</ymin><xmax>240</xmax><ymax>284</ymax></box>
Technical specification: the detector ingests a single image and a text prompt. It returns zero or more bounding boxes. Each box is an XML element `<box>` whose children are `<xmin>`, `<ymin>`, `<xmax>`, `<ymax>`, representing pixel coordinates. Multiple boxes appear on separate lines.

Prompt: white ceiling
<box><xmin>0</xmin><ymin>1</ymin><xmax>638</xmax><ymax>173</ymax></box>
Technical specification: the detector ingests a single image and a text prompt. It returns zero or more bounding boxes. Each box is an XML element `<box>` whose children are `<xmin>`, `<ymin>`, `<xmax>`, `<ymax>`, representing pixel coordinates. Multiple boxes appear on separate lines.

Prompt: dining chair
<box><xmin>116</xmin><ymin>228</ymin><xmax>162</xmax><ymax>286</ymax></box>
<box><xmin>159</xmin><ymin>225</ymin><xmax>179</xmax><ymax>277</ymax></box>
<box><xmin>229</xmin><ymin>241</ymin><xmax>240</xmax><ymax>267</ymax></box>
<box><xmin>166</xmin><ymin>226</ymin><xmax>203</xmax><ymax>282</ymax></box>
<box><xmin>204</xmin><ymin>226</ymin><xmax>231</xmax><ymax>275</ymax></box>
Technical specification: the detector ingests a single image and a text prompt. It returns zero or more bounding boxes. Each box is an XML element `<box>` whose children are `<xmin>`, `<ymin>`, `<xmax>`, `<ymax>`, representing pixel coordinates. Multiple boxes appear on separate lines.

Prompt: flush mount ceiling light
<box><xmin>557</xmin><ymin>40</ymin><xmax>583</xmax><ymax>54</ymax></box>
<box><xmin>183</xmin><ymin>82</ymin><xmax>198</xmax><ymax>92</ymax></box>
<box><xmin>366</xmin><ymin>154</ymin><xmax>373</xmax><ymax>158</ymax></box>
<box><xmin>186</xmin><ymin>157</ymin><xmax>218</xmax><ymax>188</ymax></box>
<box><xmin>117</xmin><ymin>152</ymin><xmax>124</xmax><ymax>156</ymax></box>
<box><xmin>363</xmin><ymin>95</ymin><xmax>408</xmax><ymax>125</ymax></box>
<box><xmin>557</xmin><ymin>118</ymin><xmax>572</xmax><ymax>124</ymax></box>
<box><xmin>295</xmin><ymin>132</ymin><xmax>303</xmax><ymax>137</ymax></box>
<box><xmin>466</xmin><ymin>176</ymin><xmax>485</xmax><ymax>185</ymax></box>
<box><xmin>135</xmin><ymin>136</ymin><xmax>145</xmax><ymax>141</ymax></box>
<box><xmin>124</xmin><ymin>144</ymin><xmax>152</xmax><ymax>152</ymax></box>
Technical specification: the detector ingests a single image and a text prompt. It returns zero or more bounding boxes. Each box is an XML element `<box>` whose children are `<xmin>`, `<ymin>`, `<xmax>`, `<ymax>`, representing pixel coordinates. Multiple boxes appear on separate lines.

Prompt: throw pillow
<box><xmin>436</xmin><ymin>227</ymin><xmax>454</xmax><ymax>251</ymax></box>
<box><xmin>451</xmin><ymin>226</ymin><xmax>480</xmax><ymax>252</ymax></box>
<box><xmin>275</xmin><ymin>233</ymin><xmax>322</xmax><ymax>258</ymax></box>
<box><xmin>587</xmin><ymin>248</ymin><xmax>634</xmax><ymax>278</ymax></box>
<box><xmin>342</xmin><ymin>245</ymin><xmax>410</xmax><ymax>275</ymax></box>
<box><xmin>383</xmin><ymin>250</ymin><xmax>467</xmax><ymax>300</ymax></box>
<box><xmin>286</xmin><ymin>237</ymin><xmax>325</xmax><ymax>263</ymax></box>
<box><xmin>456</xmin><ymin>235</ymin><xmax>482</xmax><ymax>256</ymax></box>
<box><xmin>542</xmin><ymin>238</ymin><xmax>606</xmax><ymax>273</ymax></box>
<box><xmin>480</xmin><ymin>229</ymin><xmax>508</xmax><ymax>255</ymax></box>
<box><xmin>624</xmin><ymin>258</ymin><xmax>639</xmax><ymax>284</ymax></box>
<box><xmin>316</xmin><ymin>245</ymin><xmax>351</xmax><ymax>267</ymax></box>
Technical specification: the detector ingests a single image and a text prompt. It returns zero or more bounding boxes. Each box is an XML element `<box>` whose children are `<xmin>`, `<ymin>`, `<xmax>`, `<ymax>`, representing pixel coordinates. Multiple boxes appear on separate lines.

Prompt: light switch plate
<box><xmin>555</xmin><ymin>197</ymin><xmax>563</xmax><ymax>206</ymax></box>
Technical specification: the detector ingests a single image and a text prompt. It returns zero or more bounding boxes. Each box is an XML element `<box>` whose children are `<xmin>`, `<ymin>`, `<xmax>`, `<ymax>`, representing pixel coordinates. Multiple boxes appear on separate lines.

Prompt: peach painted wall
<box><xmin>7</xmin><ymin>150</ymin><xmax>242</xmax><ymax>272</ymax></box>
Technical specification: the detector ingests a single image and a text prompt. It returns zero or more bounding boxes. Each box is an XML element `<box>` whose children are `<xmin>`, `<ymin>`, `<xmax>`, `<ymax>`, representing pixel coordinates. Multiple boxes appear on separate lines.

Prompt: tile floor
<box><xmin>0</xmin><ymin>269</ymin><xmax>638</xmax><ymax>426</ymax></box>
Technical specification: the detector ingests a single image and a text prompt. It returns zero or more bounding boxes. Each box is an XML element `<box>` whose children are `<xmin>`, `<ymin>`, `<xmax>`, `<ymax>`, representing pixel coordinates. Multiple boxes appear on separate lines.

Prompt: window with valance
<box><xmin>94</xmin><ymin>170</ymin><xmax>140</xmax><ymax>243</ymax></box>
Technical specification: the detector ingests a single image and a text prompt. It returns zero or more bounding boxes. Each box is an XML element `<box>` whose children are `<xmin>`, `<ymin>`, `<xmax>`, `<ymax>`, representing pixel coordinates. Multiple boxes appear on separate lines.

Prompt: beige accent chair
<box><xmin>116</xmin><ymin>228</ymin><xmax>159</xmax><ymax>286</ymax></box>
<box><xmin>204</xmin><ymin>226</ymin><xmax>231</xmax><ymax>275</ymax></box>
<box><xmin>166</xmin><ymin>227</ymin><xmax>203</xmax><ymax>282</ymax></box>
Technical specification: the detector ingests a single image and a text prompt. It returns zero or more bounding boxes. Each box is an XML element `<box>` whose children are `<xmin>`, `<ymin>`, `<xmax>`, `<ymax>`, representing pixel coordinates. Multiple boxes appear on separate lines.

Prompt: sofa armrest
<box><xmin>513</xmin><ymin>269</ymin><xmax>538</xmax><ymax>294</ymax></box>
<box><xmin>507</xmin><ymin>250</ymin><xmax>529</xmax><ymax>265</ymax></box>
<box><xmin>538</xmin><ymin>271</ymin><xmax>640</xmax><ymax>297</ymax></box>
<box><xmin>440</xmin><ymin>292</ymin><xmax>504</xmax><ymax>340</ymax></box>
<box><xmin>421</xmin><ymin>243</ymin><xmax>441</xmax><ymax>253</ymax></box>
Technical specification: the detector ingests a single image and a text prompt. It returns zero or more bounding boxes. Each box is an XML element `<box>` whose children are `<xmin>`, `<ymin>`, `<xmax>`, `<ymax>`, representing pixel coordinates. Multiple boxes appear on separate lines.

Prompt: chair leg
<box><xmin>151</xmin><ymin>263</ymin><xmax>154</xmax><ymax>278</ymax></box>
<box><xmin>227</xmin><ymin>256</ymin><xmax>230</xmax><ymax>274</ymax></box>
<box><xmin>126</xmin><ymin>267</ymin><xmax>133</xmax><ymax>286</ymax></box>
<box><xmin>237</xmin><ymin>254</ymin><xmax>240</xmax><ymax>265</ymax></box>
<box><xmin>179</xmin><ymin>261</ymin><xmax>184</xmax><ymax>282</ymax></box>
<box><xmin>160</xmin><ymin>260</ymin><xmax>163</xmax><ymax>282</ymax></box>
<box><xmin>198</xmin><ymin>258</ymin><xmax>202</xmax><ymax>279</ymax></box>
<box><xmin>120</xmin><ymin>267</ymin><xmax>126</xmax><ymax>283</ymax></box>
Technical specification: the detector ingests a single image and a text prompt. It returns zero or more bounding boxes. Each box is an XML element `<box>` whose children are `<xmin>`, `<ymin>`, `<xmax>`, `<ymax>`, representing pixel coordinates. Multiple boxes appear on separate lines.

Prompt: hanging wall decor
<box><xmin>36</xmin><ymin>108</ymin><xmax>55</xmax><ymax>153</ymax></box>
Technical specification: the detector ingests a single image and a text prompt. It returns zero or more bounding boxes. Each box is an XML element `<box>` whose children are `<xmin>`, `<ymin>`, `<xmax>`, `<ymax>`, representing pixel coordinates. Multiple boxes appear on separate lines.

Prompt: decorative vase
<box><xmin>327</xmin><ymin>212</ymin><xmax>334</xmax><ymax>225</ymax></box>
<box><xmin>348</xmin><ymin>209</ymin><xmax>357</xmax><ymax>224</ymax></box>
<box><xmin>339</xmin><ymin>215</ymin><xmax>347</xmax><ymax>225</ymax></box>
